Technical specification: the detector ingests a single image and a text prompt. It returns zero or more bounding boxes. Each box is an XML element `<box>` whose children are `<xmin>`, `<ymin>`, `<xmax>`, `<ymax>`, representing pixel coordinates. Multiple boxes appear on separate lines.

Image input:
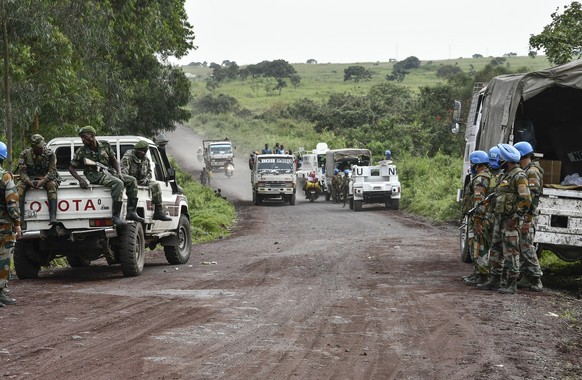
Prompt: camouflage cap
<box><xmin>30</xmin><ymin>134</ymin><xmax>45</xmax><ymax>148</ymax></box>
<box><xmin>134</xmin><ymin>140</ymin><xmax>149</xmax><ymax>150</ymax></box>
<box><xmin>78</xmin><ymin>125</ymin><xmax>96</xmax><ymax>136</ymax></box>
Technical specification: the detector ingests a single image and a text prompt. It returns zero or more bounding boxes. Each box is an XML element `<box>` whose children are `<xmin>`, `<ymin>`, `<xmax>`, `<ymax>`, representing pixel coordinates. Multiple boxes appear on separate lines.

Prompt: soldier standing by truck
<box><xmin>16</xmin><ymin>134</ymin><xmax>59</xmax><ymax>225</ymax></box>
<box><xmin>463</xmin><ymin>151</ymin><xmax>491</xmax><ymax>286</ymax></box>
<box><xmin>69</xmin><ymin>126</ymin><xmax>144</xmax><ymax>226</ymax></box>
<box><xmin>477</xmin><ymin>144</ymin><xmax>531</xmax><ymax>294</ymax></box>
<box><xmin>514</xmin><ymin>141</ymin><xmax>544</xmax><ymax>292</ymax></box>
<box><xmin>121</xmin><ymin>140</ymin><xmax>171</xmax><ymax>221</ymax></box>
<box><xmin>0</xmin><ymin>141</ymin><xmax>21</xmax><ymax>306</ymax></box>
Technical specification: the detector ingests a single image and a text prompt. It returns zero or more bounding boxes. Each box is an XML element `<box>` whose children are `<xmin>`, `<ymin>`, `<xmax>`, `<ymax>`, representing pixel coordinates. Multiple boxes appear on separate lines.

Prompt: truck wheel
<box><xmin>67</xmin><ymin>256</ymin><xmax>91</xmax><ymax>268</ymax></box>
<box><xmin>325</xmin><ymin>192</ymin><xmax>331</xmax><ymax>201</ymax></box>
<box><xmin>391</xmin><ymin>199</ymin><xmax>400</xmax><ymax>210</ymax></box>
<box><xmin>118</xmin><ymin>222</ymin><xmax>145</xmax><ymax>277</ymax></box>
<box><xmin>164</xmin><ymin>215</ymin><xmax>192</xmax><ymax>265</ymax></box>
<box><xmin>354</xmin><ymin>200</ymin><xmax>362</xmax><ymax>211</ymax></box>
<box><xmin>254</xmin><ymin>191</ymin><xmax>262</xmax><ymax>205</ymax></box>
<box><xmin>289</xmin><ymin>194</ymin><xmax>296</xmax><ymax>205</ymax></box>
<box><xmin>13</xmin><ymin>241</ymin><xmax>41</xmax><ymax>279</ymax></box>
<box><xmin>349</xmin><ymin>197</ymin><xmax>354</xmax><ymax>209</ymax></box>
<box><xmin>460</xmin><ymin>215</ymin><xmax>473</xmax><ymax>263</ymax></box>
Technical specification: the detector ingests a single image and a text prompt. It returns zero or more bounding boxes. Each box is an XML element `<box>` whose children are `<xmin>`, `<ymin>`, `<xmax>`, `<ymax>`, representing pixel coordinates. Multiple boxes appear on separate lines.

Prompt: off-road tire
<box><xmin>325</xmin><ymin>192</ymin><xmax>331</xmax><ymax>201</ymax></box>
<box><xmin>164</xmin><ymin>215</ymin><xmax>192</xmax><ymax>265</ymax></box>
<box><xmin>354</xmin><ymin>200</ymin><xmax>362</xmax><ymax>211</ymax></box>
<box><xmin>349</xmin><ymin>197</ymin><xmax>354</xmax><ymax>209</ymax></box>
<box><xmin>13</xmin><ymin>241</ymin><xmax>41</xmax><ymax>279</ymax></box>
<box><xmin>289</xmin><ymin>194</ymin><xmax>296</xmax><ymax>205</ymax></box>
<box><xmin>118</xmin><ymin>222</ymin><xmax>145</xmax><ymax>277</ymax></box>
<box><xmin>254</xmin><ymin>191</ymin><xmax>262</xmax><ymax>205</ymax></box>
<box><xmin>391</xmin><ymin>199</ymin><xmax>400</xmax><ymax>210</ymax></box>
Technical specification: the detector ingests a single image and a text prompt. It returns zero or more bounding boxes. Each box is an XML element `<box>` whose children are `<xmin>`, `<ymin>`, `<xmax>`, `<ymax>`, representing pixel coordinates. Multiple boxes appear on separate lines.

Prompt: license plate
<box><xmin>24</xmin><ymin>210</ymin><xmax>38</xmax><ymax>218</ymax></box>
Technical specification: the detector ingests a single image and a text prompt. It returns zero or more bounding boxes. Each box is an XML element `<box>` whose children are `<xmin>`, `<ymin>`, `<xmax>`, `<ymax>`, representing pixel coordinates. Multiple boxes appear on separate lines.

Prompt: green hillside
<box><xmin>182</xmin><ymin>56</ymin><xmax>551</xmax><ymax>113</ymax></box>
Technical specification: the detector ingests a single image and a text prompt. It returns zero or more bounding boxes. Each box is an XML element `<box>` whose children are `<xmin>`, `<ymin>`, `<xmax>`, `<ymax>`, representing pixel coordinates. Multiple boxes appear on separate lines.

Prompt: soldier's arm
<box><xmin>46</xmin><ymin>151</ymin><xmax>58</xmax><ymax>181</ymax></box>
<box><xmin>515</xmin><ymin>173</ymin><xmax>532</xmax><ymax>221</ymax></box>
<box><xmin>120</xmin><ymin>153</ymin><xmax>130</xmax><ymax>176</ymax></box>
<box><xmin>17</xmin><ymin>150</ymin><xmax>32</xmax><ymax>184</ymax></box>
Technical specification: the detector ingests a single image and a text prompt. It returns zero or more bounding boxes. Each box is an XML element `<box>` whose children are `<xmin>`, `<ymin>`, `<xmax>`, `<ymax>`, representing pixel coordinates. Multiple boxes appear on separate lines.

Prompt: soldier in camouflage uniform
<box><xmin>331</xmin><ymin>168</ymin><xmax>341</xmax><ymax>203</ymax></box>
<box><xmin>514</xmin><ymin>141</ymin><xmax>544</xmax><ymax>292</ymax></box>
<box><xmin>16</xmin><ymin>134</ymin><xmax>59</xmax><ymax>225</ymax></box>
<box><xmin>463</xmin><ymin>151</ymin><xmax>491</xmax><ymax>286</ymax></box>
<box><xmin>121</xmin><ymin>140</ymin><xmax>171</xmax><ymax>221</ymax></box>
<box><xmin>0</xmin><ymin>141</ymin><xmax>22</xmax><ymax>306</ymax></box>
<box><xmin>478</xmin><ymin>144</ymin><xmax>531</xmax><ymax>294</ymax></box>
<box><xmin>69</xmin><ymin>126</ymin><xmax>144</xmax><ymax>226</ymax></box>
<box><xmin>340</xmin><ymin>169</ymin><xmax>351</xmax><ymax>207</ymax></box>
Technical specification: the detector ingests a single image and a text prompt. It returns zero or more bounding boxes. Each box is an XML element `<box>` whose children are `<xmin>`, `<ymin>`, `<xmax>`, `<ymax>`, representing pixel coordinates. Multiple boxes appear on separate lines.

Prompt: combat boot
<box><xmin>48</xmin><ymin>199</ymin><xmax>58</xmax><ymax>225</ymax></box>
<box><xmin>498</xmin><ymin>277</ymin><xmax>518</xmax><ymax>294</ymax></box>
<box><xmin>112</xmin><ymin>201</ymin><xmax>127</xmax><ymax>226</ymax></box>
<box><xmin>0</xmin><ymin>288</ymin><xmax>16</xmax><ymax>305</ymax></box>
<box><xmin>153</xmin><ymin>204</ymin><xmax>171</xmax><ymax>221</ymax></box>
<box><xmin>516</xmin><ymin>274</ymin><xmax>531</xmax><ymax>289</ymax></box>
<box><xmin>126</xmin><ymin>198</ymin><xmax>145</xmax><ymax>223</ymax></box>
<box><xmin>465</xmin><ymin>273</ymin><xmax>487</xmax><ymax>286</ymax></box>
<box><xmin>530</xmin><ymin>276</ymin><xmax>544</xmax><ymax>292</ymax></box>
<box><xmin>476</xmin><ymin>275</ymin><xmax>501</xmax><ymax>291</ymax></box>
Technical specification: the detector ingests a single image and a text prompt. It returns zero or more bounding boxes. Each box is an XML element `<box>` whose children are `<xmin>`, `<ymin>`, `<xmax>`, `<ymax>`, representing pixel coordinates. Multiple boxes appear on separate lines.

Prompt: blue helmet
<box><xmin>469</xmin><ymin>150</ymin><xmax>489</xmax><ymax>165</ymax></box>
<box><xmin>497</xmin><ymin>143</ymin><xmax>521</xmax><ymax>163</ymax></box>
<box><xmin>385</xmin><ymin>150</ymin><xmax>392</xmax><ymax>159</ymax></box>
<box><xmin>514</xmin><ymin>141</ymin><xmax>534</xmax><ymax>158</ymax></box>
<box><xmin>0</xmin><ymin>142</ymin><xmax>6</xmax><ymax>160</ymax></box>
<box><xmin>333</xmin><ymin>168</ymin><xmax>339</xmax><ymax>175</ymax></box>
<box><xmin>344</xmin><ymin>169</ymin><xmax>351</xmax><ymax>175</ymax></box>
<box><xmin>488</xmin><ymin>146</ymin><xmax>500</xmax><ymax>170</ymax></box>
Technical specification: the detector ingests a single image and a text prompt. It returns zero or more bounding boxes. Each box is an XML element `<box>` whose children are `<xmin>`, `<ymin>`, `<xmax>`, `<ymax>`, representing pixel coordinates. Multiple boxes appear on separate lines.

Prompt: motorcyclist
<box><xmin>305</xmin><ymin>171</ymin><xmax>321</xmax><ymax>198</ymax></box>
<box><xmin>224</xmin><ymin>158</ymin><xmax>234</xmax><ymax>176</ymax></box>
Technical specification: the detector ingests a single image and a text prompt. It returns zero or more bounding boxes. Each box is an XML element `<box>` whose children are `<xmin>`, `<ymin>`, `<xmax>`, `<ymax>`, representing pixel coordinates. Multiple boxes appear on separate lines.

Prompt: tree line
<box><xmin>0</xmin><ymin>0</ymin><xmax>194</xmax><ymax>161</ymax></box>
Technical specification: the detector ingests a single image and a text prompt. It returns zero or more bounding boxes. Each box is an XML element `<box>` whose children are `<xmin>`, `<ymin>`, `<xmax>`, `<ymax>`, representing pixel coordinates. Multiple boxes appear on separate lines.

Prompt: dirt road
<box><xmin>1</xmin><ymin>125</ymin><xmax>580</xmax><ymax>379</ymax></box>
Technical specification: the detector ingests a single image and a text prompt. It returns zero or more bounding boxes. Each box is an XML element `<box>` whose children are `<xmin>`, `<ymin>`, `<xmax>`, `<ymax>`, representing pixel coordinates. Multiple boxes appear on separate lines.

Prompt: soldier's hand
<box><xmin>79</xmin><ymin>178</ymin><xmax>89</xmax><ymax>189</ymax></box>
<box><xmin>506</xmin><ymin>217</ymin><xmax>518</xmax><ymax>230</ymax></box>
<box><xmin>36</xmin><ymin>179</ymin><xmax>46</xmax><ymax>188</ymax></box>
<box><xmin>520</xmin><ymin>222</ymin><xmax>531</xmax><ymax>235</ymax></box>
<box><xmin>475</xmin><ymin>223</ymin><xmax>483</xmax><ymax>235</ymax></box>
<box><xmin>14</xmin><ymin>225</ymin><xmax>22</xmax><ymax>239</ymax></box>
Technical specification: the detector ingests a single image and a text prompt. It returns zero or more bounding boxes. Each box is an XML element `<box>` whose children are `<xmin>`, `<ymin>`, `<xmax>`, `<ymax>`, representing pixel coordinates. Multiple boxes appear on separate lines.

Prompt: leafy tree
<box><xmin>343</xmin><ymin>65</ymin><xmax>372</xmax><ymax>82</ymax></box>
<box><xmin>192</xmin><ymin>94</ymin><xmax>239</xmax><ymax>114</ymax></box>
<box><xmin>436</xmin><ymin>65</ymin><xmax>463</xmax><ymax>80</ymax></box>
<box><xmin>472</xmin><ymin>54</ymin><xmax>483</xmax><ymax>58</ymax></box>
<box><xmin>529</xmin><ymin>1</ymin><xmax>582</xmax><ymax>65</ymax></box>
<box><xmin>489</xmin><ymin>57</ymin><xmax>507</xmax><ymax>66</ymax></box>
<box><xmin>387</xmin><ymin>56</ymin><xmax>420</xmax><ymax>82</ymax></box>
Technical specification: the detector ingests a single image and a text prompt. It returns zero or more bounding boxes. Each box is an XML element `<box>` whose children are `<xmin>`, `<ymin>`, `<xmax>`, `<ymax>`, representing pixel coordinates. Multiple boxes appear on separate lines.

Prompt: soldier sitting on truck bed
<box><xmin>69</xmin><ymin>126</ymin><xmax>144</xmax><ymax>226</ymax></box>
<box><xmin>121</xmin><ymin>140</ymin><xmax>171</xmax><ymax>221</ymax></box>
<box><xmin>16</xmin><ymin>134</ymin><xmax>60</xmax><ymax>225</ymax></box>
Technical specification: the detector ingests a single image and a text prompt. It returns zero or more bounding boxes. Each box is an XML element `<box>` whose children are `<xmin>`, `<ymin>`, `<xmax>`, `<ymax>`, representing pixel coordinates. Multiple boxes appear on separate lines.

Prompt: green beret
<box><xmin>30</xmin><ymin>134</ymin><xmax>45</xmax><ymax>148</ymax></box>
<box><xmin>78</xmin><ymin>126</ymin><xmax>96</xmax><ymax>135</ymax></box>
<box><xmin>134</xmin><ymin>140</ymin><xmax>149</xmax><ymax>150</ymax></box>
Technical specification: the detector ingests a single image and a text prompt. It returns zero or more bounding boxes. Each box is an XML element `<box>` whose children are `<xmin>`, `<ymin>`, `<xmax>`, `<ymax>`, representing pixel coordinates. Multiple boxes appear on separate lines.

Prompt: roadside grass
<box><xmin>539</xmin><ymin>250</ymin><xmax>582</xmax><ymax>296</ymax></box>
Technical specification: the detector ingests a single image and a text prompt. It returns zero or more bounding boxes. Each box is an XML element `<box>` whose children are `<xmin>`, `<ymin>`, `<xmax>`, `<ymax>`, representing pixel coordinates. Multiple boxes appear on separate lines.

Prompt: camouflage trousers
<box><xmin>489</xmin><ymin>215</ymin><xmax>520</xmax><ymax>279</ymax></box>
<box><xmin>520</xmin><ymin>226</ymin><xmax>543</xmax><ymax>277</ymax></box>
<box><xmin>144</xmin><ymin>181</ymin><xmax>163</xmax><ymax>205</ymax></box>
<box><xmin>470</xmin><ymin>217</ymin><xmax>490</xmax><ymax>275</ymax></box>
<box><xmin>17</xmin><ymin>179</ymin><xmax>59</xmax><ymax>200</ymax></box>
<box><xmin>85</xmin><ymin>171</ymin><xmax>138</xmax><ymax>201</ymax></box>
<box><xmin>0</xmin><ymin>223</ymin><xmax>17</xmax><ymax>288</ymax></box>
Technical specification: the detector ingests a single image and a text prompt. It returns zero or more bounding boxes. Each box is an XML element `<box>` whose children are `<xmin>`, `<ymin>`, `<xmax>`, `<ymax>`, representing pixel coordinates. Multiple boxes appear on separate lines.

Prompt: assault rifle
<box><xmin>466</xmin><ymin>192</ymin><xmax>496</xmax><ymax>217</ymax></box>
<box><xmin>83</xmin><ymin>158</ymin><xmax>116</xmax><ymax>174</ymax></box>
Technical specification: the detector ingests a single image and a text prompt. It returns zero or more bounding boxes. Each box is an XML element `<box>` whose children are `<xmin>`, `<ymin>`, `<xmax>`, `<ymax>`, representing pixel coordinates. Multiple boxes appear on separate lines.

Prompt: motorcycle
<box><xmin>224</xmin><ymin>162</ymin><xmax>234</xmax><ymax>178</ymax></box>
<box><xmin>305</xmin><ymin>180</ymin><xmax>321</xmax><ymax>202</ymax></box>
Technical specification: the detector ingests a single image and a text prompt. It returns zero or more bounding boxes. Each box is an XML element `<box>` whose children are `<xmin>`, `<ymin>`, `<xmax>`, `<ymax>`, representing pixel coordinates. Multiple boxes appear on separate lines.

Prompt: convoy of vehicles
<box><xmin>349</xmin><ymin>160</ymin><xmax>401</xmax><ymax>211</ymax></box>
<box><xmin>296</xmin><ymin>142</ymin><xmax>329</xmax><ymax>198</ymax></box>
<box><xmin>14</xmin><ymin>135</ymin><xmax>192</xmax><ymax>278</ymax></box>
<box><xmin>251</xmin><ymin>154</ymin><xmax>297</xmax><ymax>205</ymax></box>
<box><xmin>454</xmin><ymin>58</ymin><xmax>582</xmax><ymax>263</ymax></box>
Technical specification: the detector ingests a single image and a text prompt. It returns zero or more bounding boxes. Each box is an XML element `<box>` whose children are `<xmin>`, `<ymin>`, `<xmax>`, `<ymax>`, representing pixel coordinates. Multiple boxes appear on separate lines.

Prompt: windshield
<box><xmin>210</xmin><ymin>144</ymin><xmax>232</xmax><ymax>155</ymax></box>
<box><xmin>257</xmin><ymin>157</ymin><xmax>294</xmax><ymax>173</ymax></box>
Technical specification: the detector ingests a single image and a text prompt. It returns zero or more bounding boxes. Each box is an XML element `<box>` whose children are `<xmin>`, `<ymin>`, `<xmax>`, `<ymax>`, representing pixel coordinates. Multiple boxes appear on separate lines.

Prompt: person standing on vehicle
<box><xmin>120</xmin><ymin>140</ymin><xmax>171</xmax><ymax>221</ymax></box>
<box><xmin>514</xmin><ymin>141</ymin><xmax>544</xmax><ymax>292</ymax></box>
<box><xmin>69</xmin><ymin>126</ymin><xmax>144</xmax><ymax>226</ymax></box>
<box><xmin>262</xmin><ymin>144</ymin><xmax>272</xmax><ymax>154</ymax></box>
<box><xmin>16</xmin><ymin>134</ymin><xmax>60</xmax><ymax>225</ymax></box>
<box><xmin>463</xmin><ymin>150</ymin><xmax>491</xmax><ymax>286</ymax></box>
<box><xmin>0</xmin><ymin>141</ymin><xmax>21</xmax><ymax>306</ymax></box>
<box><xmin>478</xmin><ymin>144</ymin><xmax>531</xmax><ymax>294</ymax></box>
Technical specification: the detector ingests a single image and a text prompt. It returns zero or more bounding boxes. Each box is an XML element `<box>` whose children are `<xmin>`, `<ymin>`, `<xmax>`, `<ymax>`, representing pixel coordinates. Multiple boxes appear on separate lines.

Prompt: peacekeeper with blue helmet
<box><xmin>478</xmin><ymin>143</ymin><xmax>531</xmax><ymax>294</ymax></box>
<box><xmin>463</xmin><ymin>150</ymin><xmax>492</xmax><ymax>286</ymax></box>
<box><xmin>513</xmin><ymin>141</ymin><xmax>544</xmax><ymax>292</ymax></box>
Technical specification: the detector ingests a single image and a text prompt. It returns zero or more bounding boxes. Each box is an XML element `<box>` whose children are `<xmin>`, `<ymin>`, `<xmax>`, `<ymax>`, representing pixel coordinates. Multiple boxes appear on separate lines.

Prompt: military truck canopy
<box><xmin>478</xmin><ymin>59</ymin><xmax>582</xmax><ymax>166</ymax></box>
<box><xmin>325</xmin><ymin>148</ymin><xmax>371</xmax><ymax>176</ymax></box>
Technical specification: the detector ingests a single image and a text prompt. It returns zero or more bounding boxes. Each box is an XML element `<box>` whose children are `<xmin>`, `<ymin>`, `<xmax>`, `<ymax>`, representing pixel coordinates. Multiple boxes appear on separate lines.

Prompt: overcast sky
<box><xmin>176</xmin><ymin>0</ymin><xmax>569</xmax><ymax>65</ymax></box>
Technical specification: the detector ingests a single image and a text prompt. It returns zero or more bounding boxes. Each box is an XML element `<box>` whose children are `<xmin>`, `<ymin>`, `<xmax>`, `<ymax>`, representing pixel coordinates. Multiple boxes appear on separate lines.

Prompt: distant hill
<box><xmin>182</xmin><ymin>56</ymin><xmax>552</xmax><ymax>114</ymax></box>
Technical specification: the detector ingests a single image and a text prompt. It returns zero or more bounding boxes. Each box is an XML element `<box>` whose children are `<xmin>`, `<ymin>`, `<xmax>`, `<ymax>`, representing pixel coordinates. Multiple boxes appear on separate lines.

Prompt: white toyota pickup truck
<box><xmin>14</xmin><ymin>134</ymin><xmax>192</xmax><ymax>278</ymax></box>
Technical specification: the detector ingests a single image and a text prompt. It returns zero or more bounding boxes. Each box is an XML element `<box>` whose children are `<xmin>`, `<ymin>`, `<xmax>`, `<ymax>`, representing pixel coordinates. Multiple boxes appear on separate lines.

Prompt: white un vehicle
<box><xmin>349</xmin><ymin>160</ymin><xmax>401</xmax><ymax>211</ymax></box>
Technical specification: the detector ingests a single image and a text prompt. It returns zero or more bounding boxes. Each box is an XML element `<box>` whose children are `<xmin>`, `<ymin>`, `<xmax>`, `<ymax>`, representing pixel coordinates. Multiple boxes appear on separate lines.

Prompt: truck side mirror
<box><xmin>451</xmin><ymin>100</ymin><xmax>462</xmax><ymax>134</ymax></box>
